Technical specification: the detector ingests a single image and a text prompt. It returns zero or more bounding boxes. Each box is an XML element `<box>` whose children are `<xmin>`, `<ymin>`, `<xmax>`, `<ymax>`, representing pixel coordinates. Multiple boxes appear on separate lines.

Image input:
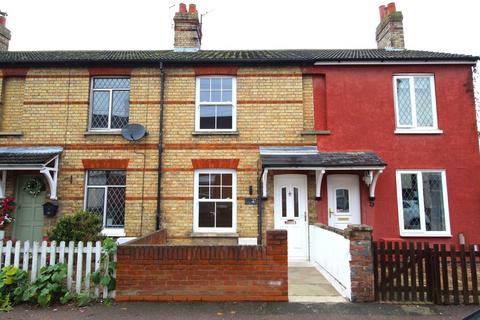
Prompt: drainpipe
<box><xmin>257</xmin><ymin>168</ymin><xmax>264</xmax><ymax>245</ymax></box>
<box><xmin>156</xmin><ymin>62</ymin><xmax>166</xmax><ymax>230</ymax></box>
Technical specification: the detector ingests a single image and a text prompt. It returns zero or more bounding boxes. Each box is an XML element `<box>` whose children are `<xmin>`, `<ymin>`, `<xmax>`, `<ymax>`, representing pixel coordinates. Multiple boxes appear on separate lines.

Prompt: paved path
<box><xmin>4</xmin><ymin>302</ymin><xmax>480</xmax><ymax>320</ymax></box>
<box><xmin>289</xmin><ymin>264</ymin><xmax>345</xmax><ymax>303</ymax></box>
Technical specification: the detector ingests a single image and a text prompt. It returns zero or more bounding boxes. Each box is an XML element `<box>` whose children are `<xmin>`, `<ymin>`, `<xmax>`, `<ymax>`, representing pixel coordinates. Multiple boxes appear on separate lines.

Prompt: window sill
<box><xmin>192</xmin><ymin>131</ymin><xmax>239</xmax><ymax>136</ymax></box>
<box><xmin>190</xmin><ymin>232</ymin><xmax>239</xmax><ymax>238</ymax></box>
<box><xmin>101</xmin><ymin>228</ymin><xmax>126</xmax><ymax>237</ymax></box>
<box><xmin>394</xmin><ymin>129</ymin><xmax>443</xmax><ymax>135</ymax></box>
<box><xmin>84</xmin><ymin>131</ymin><xmax>122</xmax><ymax>136</ymax></box>
<box><xmin>301</xmin><ymin>130</ymin><xmax>331</xmax><ymax>136</ymax></box>
<box><xmin>0</xmin><ymin>132</ymin><xmax>24</xmax><ymax>137</ymax></box>
<box><xmin>400</xmin><ymin>232</ymin><xmax>452</xmax><ymax>238</ymax></box>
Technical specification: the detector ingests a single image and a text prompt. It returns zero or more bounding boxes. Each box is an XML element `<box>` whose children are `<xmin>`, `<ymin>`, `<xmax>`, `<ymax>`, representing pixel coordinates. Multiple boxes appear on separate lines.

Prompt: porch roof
<box><xmin>260</xmin><ymin>151</ymin><xmax>386</xmax><ymax>169</ymax></box>
<box><xmin>0</xmin><ymin>147</ymin><xmax>63</xmax><ymax>200</ymax></box>
<box><xmin>0</xmin><ymin>147</ymin><xmax>63</xmax><ymax>165</ymax></box>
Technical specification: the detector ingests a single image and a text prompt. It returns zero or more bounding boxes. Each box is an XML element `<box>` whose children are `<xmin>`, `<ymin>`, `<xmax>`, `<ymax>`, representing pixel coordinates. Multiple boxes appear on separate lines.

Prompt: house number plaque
<box><xmin>244</xmin><ymin>197</ymin><xmax>258</xmax><ymax>205</ymax></box>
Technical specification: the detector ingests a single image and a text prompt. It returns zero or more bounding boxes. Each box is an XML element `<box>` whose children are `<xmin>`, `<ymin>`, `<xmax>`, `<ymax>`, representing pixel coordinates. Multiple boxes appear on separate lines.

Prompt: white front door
<box><xmin>327</xmin><ymin>174</ymin><xmax>361</xmax><ymax>230</ymax></box>
<box><xmin>274</xmin><ymin>174</ymin><xmax>308</xmax><ymax>261</ymax></box>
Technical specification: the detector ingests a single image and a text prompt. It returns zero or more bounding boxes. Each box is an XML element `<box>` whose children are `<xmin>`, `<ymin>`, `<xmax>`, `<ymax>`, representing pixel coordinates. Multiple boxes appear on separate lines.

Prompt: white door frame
<box><xmin>327</xmin><ymin>174</ymin><xmax>361</xmax><ymax>230</ymax></box>
<box><xmin>274</xmin><ymin>174</ymin><xmax>309</xmax><ymax>261</ymax></box>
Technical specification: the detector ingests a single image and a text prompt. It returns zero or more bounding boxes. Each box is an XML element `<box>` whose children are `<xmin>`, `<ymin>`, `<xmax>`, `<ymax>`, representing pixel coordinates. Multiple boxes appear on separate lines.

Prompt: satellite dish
<box><xmin>121</xmin><ymin>124</ymin><xmax>147</xmax><ymax>141</ymax></box>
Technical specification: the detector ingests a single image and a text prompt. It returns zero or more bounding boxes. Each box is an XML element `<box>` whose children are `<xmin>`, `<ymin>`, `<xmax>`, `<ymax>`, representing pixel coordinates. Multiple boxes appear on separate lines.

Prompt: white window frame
<box><xmin>195</xmin><ymin>76</ymin><xmax>237</xmax><ymax>132</ymax></box>
<box><xmin>88</xmin><ymin>77</ymin><xmax>130</xmax><ymax>132</ymax></box>
<box><xmin>393</xmin><ymin>74</ymin><xmax>441</xmax><ymax>134</ymax></box>
<box><xmin>396</xmin><ymin>169</ymin><xmax>451</xmax><ymax>237</ymax></box>
<box><xmin>84</xmin><ymin>170</ymin><xmax>126</xmax><ymax>237</ymax></box>
<box><xmin>193</xmin><ymin>169</ymin><xmax>237</xmax><ymax>233</ymax></box>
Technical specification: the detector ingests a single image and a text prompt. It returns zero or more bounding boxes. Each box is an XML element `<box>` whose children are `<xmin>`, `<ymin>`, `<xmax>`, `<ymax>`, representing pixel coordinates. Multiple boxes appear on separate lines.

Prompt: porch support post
<box><xmin>315</xmin><ymin>169</ymin><xmax>325</xmax><ymax>200</ymax></box>
<box><xmin>0</xmin><ymin>170</ymin><xmax>6</xmax><ymax>199</ymax></box>
<box><xmin>368</xmin><ymin>170</ymin><xmax>383</xmax><ymax>201</ymax></box>
<box><xmin>261</xmin><ymin>169</ymin><xmax>269</xmax><ymax>199</ymax></box>
<box><xmin>40</xmin><ymin>155</ymin><xmax>59</xmax><ymax>200</ymax></box>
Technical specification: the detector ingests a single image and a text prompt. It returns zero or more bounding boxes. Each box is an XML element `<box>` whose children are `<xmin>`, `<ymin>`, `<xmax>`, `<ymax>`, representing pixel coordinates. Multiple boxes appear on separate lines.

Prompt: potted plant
<box><xmin>0</xmin><ymin>197</ymin><xmax>16</xmax><ymax>239</ymax></box>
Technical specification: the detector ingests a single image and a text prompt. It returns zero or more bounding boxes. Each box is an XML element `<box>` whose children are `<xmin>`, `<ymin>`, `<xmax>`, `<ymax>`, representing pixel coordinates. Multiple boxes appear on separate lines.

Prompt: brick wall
<box><xmin>115</xmin><ymin>229</ymin><xmax>288</xmax><ymax>301</ymax></box>
<box><xmin>346</xmin><ymin>224</ymin><xmax>374</xmax><ymax>302</ymax></box>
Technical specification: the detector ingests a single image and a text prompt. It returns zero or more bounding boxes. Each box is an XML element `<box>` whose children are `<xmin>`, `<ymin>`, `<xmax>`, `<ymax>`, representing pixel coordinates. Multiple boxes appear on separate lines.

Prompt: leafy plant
<box><xmin>47</xmin><ymin>210</ymin><xmax>105</xmax><ymax>242</ymax></box>
<box><xmin>92</xmin><ymin>238</ymin><xmax>117</xmax><ymax>292</ymax></box>
<box><xmin>0</xmin><ymin>266</ymin><xmax>28</xmax><ymax>311</ymax></box>
<box><xmin>76</xmin><ymin>292</ymin><xmax>97</xmax><ymax>307</ymax></box>
<box><xmin>22</xmin><ymin>264</ymin><xmax>72</xmax><ymax>307</ymax></box>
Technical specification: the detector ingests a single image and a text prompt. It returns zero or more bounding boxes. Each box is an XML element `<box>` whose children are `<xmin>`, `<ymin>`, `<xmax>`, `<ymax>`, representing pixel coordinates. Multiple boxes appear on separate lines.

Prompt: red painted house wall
<box><xmin>308</xmin><ymin>64</ymin><xmax>480</xmax><ymax>245</ymax></box>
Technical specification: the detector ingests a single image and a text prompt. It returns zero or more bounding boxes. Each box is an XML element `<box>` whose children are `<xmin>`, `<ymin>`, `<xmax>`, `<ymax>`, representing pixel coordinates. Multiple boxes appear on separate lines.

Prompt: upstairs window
<box><xmin>89</xmin><ymin>77</ymin><xmax>130</xmax><ymax>131</ymax></box>
<box><xmin>393</xmin><ymin>75</ymin><xmax>439</xmax><ymax>132</ymax></box>
<box><xmin>195</xmin><ymin>77</ymin><xmax>236</xmax><ymax>131</ymax></box>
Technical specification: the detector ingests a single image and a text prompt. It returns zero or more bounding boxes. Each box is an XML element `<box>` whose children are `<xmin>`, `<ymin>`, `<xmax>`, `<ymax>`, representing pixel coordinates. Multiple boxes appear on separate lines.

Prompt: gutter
<box><xmin>156</xmin><ymin>61</ymin><xmax>166</xmax><ymax>230</ymax></box>
<box><xmin>313</xmin><ymin>60</ymin><xmax>478</xmax><ymax>66</ymax></box>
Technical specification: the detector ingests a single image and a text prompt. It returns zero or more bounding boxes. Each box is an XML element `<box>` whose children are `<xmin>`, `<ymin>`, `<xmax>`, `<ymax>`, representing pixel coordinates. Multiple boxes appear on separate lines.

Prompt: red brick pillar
<box><xmin>346</xmin><ymin>224</ymin><xmax>374</xmax><ymax>302</ymax></box>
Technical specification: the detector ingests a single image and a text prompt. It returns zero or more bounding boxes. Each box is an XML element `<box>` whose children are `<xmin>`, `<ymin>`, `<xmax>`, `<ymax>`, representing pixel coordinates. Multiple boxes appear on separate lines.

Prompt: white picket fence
<box><xmin>0</xmin><ymin>240</ymin><xmax>115</xmax><ymax>299</ymax></box>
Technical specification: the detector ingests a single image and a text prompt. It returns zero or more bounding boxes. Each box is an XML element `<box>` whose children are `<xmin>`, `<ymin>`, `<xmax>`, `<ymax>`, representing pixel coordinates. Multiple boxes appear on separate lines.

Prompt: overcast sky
<box><xmin>1</xmin><ymin>0</ymin><xmax>480</xmax><ymax>56</ymax></box>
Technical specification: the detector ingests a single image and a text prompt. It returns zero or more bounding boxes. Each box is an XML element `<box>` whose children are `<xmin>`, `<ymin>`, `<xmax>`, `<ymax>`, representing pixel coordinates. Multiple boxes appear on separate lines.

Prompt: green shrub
<box><xmin>22</xmin><ymin>264</ymin><xmax>73</xmax><ymax>307</ymax></box>
<box><xmin>0</xmin><ymin>266</ymin><xmax>29</xmax><ymax>311</ymax></box>
<box><xmin>48</xmin><ymin>210</ymin><xmax>105</xmax><ymax>242</ymax></box>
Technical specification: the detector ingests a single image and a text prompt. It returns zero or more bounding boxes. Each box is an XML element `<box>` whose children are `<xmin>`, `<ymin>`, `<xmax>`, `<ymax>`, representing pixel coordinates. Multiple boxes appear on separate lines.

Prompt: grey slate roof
<box><xmin>0</xmin><ymin>49</ymin><xmax>477</xmax><ymax>66</ymax></box>
<box><xmin>0</xmin><ymin>147</ymin><xmax>63</xmax><ymax>165</ymax></box>
<box><xmin>261</xmin><ymin>151</ymin><xmax>386</xmax><ymax>168</ymax></box>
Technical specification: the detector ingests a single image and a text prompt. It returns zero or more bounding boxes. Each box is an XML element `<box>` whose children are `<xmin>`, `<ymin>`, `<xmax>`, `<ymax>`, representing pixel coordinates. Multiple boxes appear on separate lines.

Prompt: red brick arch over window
<box><xmin>191</xmin><ymin>159</ymin><xmax>240</xmax><ymax>169</ymax></box>
<box><xmin>82</xmin><ymin>159</ymin><xmax>130</xmax><ymax>170</ymax></box>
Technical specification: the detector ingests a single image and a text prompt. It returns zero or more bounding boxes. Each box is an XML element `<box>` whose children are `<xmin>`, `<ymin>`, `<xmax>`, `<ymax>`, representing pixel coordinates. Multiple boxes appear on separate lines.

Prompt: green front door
<box><xmin>13</xmin><ymin>175</ymin><xmax>46</xmax><ymax>242</ymax></box>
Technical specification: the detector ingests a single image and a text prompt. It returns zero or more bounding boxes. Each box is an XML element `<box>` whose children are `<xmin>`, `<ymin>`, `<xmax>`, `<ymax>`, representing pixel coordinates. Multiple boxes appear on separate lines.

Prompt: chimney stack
<box><xmin>173</xmin><ymin>3</ymin><xmax>202</xmax><ymax>52</ymax></box>
<box><xmin>0</xmin><ymin>11</ymin><xmax>11</xmax><ymax>51</ymax></box>
<box><xmin>375</xmin><ymin>2</ymin><xmax>405</xmax><ymax>49</ymax></box>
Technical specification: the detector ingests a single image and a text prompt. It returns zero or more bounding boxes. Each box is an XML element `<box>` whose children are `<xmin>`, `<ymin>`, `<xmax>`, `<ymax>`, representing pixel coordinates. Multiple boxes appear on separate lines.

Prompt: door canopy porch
<box><xmin>259</xmin><ymin>147</ymin><xmax>386</xmax><ymax>202</ymax></box>
<box><xmin>0</xmin><ymin>147</ymin><xmax>63</xmax><ymax>200</ymax></box>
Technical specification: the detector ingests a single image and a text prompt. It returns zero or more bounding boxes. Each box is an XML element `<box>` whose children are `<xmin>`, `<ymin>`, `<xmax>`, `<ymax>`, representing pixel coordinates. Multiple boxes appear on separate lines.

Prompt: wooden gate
<box><xmin>373</xmin><ymin>241</ymin><xmax>480</xmax><ymax>305</ymax></box>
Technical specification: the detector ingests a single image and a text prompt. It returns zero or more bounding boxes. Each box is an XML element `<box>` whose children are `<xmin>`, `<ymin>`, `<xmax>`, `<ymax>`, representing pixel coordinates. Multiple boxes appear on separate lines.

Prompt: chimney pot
<box><xmin>0</xmin><ymin>10</ymin><xmax>10</xmax><ymax>51</ymax></box>
<box><xmin>375</xmin><ymin>3</ymin><xmax>404</xmax><ymax>49</ymax></box>
<box><xmin>387</xmin><ymin>2</ymin><xmax>396</xmax><ymax>14</ymax></box>
<box><xmin>188</xmin><ymin>4</ymin><xmax>197</xmax><ymax>13</ymax></box>
<box><xmin>378</xmin><ymin>5</ymin><xmax>387</xmax><ymax>22</ymax></box>
<box><xmin>179</xmin><ymin>3</ymin><xmax>187</xmax><ymax>13</ymax></box>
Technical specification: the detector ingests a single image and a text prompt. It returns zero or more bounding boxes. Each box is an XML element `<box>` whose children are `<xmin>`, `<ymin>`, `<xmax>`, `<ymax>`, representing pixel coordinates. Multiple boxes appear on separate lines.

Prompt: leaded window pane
<box><xmin>414</xmin><ymin>77</ymin><xmax>434</xmax><ymax>127</ymax></box>
<box><xmin>86</xmin><ymin>188</ymin><xmax>105</xmax><ymax>216</ymax></box>
<box><xmin>401</xmin><ymin>173</ymin><xmax>421</xmax><ymax>230</ymax></box>
<box><xmin>93</xmin><ymin>78</ymin><xmax>130</xmax><ymax>89</ymax></box>
<box><xmin>396</xmin><ymin>78</ymin><xmax>412</xmax><ymax>126</ymax></box>
<box><xmin>91</xmin><ymin>91</ymin><xmax>110</xmax><ymax>129</ymax></box>
<box><xmin>422</xmin><ymin>172</ymin><xmax>446</xmax><ymax>231</ymax></box>
<box><xmin>281</xmin><ymin>187</ymin><xmax>287</xmax><ymax>217</ymax></box>
<box><xmin>105</xmin><ymin>187</ymin><xmax>125</xmax><ymax>228</ymax></box>
<box><xmin>111</xmin><ymin>90</ymin><xmax>130</xmax><ymax>129</ymax></box>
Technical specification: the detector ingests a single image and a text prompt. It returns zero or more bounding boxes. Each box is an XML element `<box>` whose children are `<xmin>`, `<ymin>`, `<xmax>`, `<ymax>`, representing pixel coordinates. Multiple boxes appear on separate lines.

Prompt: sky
<box><xmin>1</xmin><ymin>0</ymin><xmax>480</xmax><ymax>56</ymax></box>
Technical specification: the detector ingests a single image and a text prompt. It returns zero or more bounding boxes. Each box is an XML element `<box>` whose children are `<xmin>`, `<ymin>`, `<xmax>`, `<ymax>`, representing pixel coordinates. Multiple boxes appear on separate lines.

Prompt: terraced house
<box><xmin>0</xmin><ymin>2</ymin><xmax>479</xmax><ymax>263</ymax></box>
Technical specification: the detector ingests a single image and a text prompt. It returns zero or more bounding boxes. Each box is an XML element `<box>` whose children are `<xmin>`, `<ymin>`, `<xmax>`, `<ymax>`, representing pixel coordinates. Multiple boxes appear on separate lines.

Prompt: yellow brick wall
<box><xmin>0</xmin><ymin>65</ymin><xmax>316</xmax><ymax>242</ymax></box>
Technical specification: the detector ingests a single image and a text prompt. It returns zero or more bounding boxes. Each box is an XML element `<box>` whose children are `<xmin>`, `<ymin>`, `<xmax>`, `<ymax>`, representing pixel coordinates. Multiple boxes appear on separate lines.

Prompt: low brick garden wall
<box><xmin>116</xmin><ymin>230</ymin><xmax>288</xmax><ymax>302</ymax></box>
